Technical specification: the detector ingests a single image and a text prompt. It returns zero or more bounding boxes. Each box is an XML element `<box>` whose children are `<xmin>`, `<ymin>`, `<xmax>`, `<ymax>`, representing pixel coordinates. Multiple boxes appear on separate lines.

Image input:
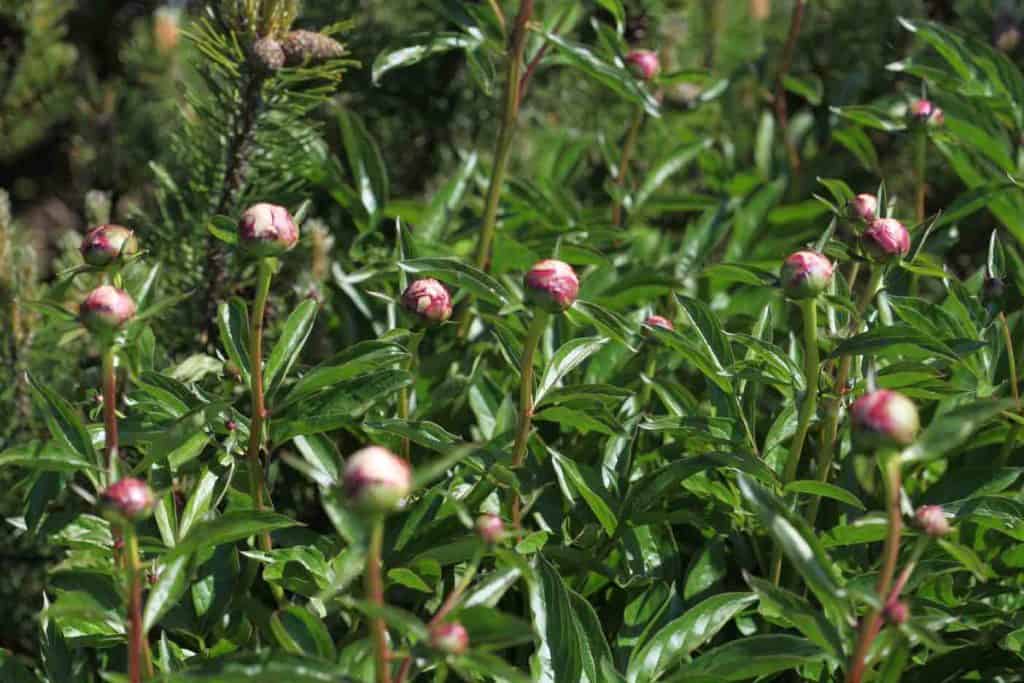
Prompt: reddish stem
<box><xmin>773</xmin><ymin>0</ymin><xmax>806</xmax><ymax>173</ymax></box>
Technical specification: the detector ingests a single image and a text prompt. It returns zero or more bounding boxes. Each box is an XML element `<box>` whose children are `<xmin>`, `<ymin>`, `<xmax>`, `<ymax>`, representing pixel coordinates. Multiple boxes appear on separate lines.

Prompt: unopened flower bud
<box><xmin>238</xmin><ymin>203</ymin><xmax>298</xmax><ymax>257</ymax></box>
<box><xmin>281</xmin><ymin>30</ymin><xmax>346</xmax><ymax>66</ymax></box>
<box><xmin>983</xmin><ymin>276</ymin><xmax>1006</xmax><ymax>304</ymax></box>
<box><xmin>995</xmin><ymin>21</ymin><xmax>1022</xmax><ymax>53</ymax></box>
<box><xmin>851</xmin><ymin>389</ymin><xmax>920</xmax><ymax>449</ymax></box>
<box><xmin>81</xmin><ymin>224</ymin><xmax>138</xmax><ymax>267</ymax></box>
<box><xmin>401</xmin><ymin>278</ymin><xmax>452</xmax><ymax>325</ymax></box>
<box><xmin>475</xmin><ymin>513</ymin><xmax>504</xmax><ymax>544</ymax></box>
<box><xmin>644</xmin><ymin>315</ymin><xmax>674</xmax><ymax>332</ymax></box>
<box><xmin>780</xmin><ymin>251</ymin><xmax>833</xmax><ymax>300</ymax></box>
<box><xmin>626</xmin><ymin>50</ymin><xmax>660</xmax><ymax>81</ymax></box>
<box><xmin>101</xmin><ymin>478</ymin><xmax>155</xmax><ymax>522</ymax></box>
<box><xmin>847</xmin><ymin>194</ymin><xmax>878</xmax><ymax>224</ymax></box>
<box><xmin>908</xmin><ymin>99</ymin><xmax>944</xmax><ymax>127</ymax></box>
<box><xmin>429</xmin><ymin>621</ymin><xmax>469</xmax><ymax>656</ymax></box>
<box><xmin>250</xmin><ymin>37</ymin><xmax>285</xmax><ymax>72</ymax></box>
<box><xmin>341</xmin><ymin>446</ymin><xmax>412</xmax><ymax>514</ymax></box>
<box><xmin>915</xmin><ymin>505</ymin><xmax>951</xmax><ymax>537</ymax></box>
<box><xmin>883</xmin><ymin>599</ymin><xmax>909</xmax><ymax>625</ymax></box>
<box><xmin>80</xmin><ymin>285</ymin><xmax>137</xmax><ymax>334</ymax></box>
<box><xmin>524</xmin><ymin>259</ymin><xmax>579</xmax><ymax>313</ymax></box>
<box><xmin>862</xmin><ymin>218</ymin><xmax>910</xmax><ymax>263</ymax></box>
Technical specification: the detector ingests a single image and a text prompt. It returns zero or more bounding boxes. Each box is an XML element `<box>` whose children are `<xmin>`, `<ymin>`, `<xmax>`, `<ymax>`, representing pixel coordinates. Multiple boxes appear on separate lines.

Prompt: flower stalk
<box><xmin>246</xmin><ymin>257</ymin><xmax>274</xmax><ymax>554</ymax></box>
<box><xmin>102</xmin><ymin>347</ymin><xmax>119</xmax><ymax>484</ymax></box>
<box><xmin>397</xmin><ymin>332</ymin><xmax>423</xmax><ymax>460</ymax></box>
<box><xmin>367</xmin><ymin>517</ymin><xmax>391</xmax><ymax>683</ymax></box>
<box><xmin>510</xmin><ymin>309</ymin><xmax>549</xmax><ymax>530</ymax></box>
<box><xmin>611</xmin><ymin>106</ymin><xmax>644</xmax><ymax>227</ymax></box>
<box><xmin>123</xmin><ymin>525</ymin><xmax>153</xmax><ymax>682</ymax></box>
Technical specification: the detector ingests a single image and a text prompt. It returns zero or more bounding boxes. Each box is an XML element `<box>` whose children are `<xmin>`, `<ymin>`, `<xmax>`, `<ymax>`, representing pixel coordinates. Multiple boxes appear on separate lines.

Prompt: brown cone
<box><xmin>281</xmin><ymin>30</ymin><xmax>345</xmax><ymax>66</ymax></box>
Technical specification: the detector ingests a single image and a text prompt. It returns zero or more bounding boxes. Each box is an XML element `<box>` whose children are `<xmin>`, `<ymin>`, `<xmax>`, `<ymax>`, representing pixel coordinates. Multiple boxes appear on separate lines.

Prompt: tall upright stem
<box><xmin>246</xmin><ymin>258</ymin><xmax>274</xmax><ymax>553</ymax></box>
<box><xmin>846</xmin><ymin>457</ymin><xmax>902</xmax><ymax>683</ymax></box>
<box><xmin>124</xmin><ymin>526</ymin><xmax>152</xmax><ymax>682</ymax></box>
<box><xmin>367</xmin><ymin>519</ymin><xmax>391</xmax><ymax>683</ymax></box>
<box><xmin>102</xmin><ymin>347</ymin><xmax>119</xmax><ymax>484</ymax></box>
<box><xmin>806</xmin><ymin>267</ymin><xmax>883</xmax><ymax>526</ymax></box>
<box><xmin>914</xmin><ymin>129</ymin><xmax>927</xmax><ymax>225</ymax></box>
<box><xmin>611</xmin><ymin>106</ymin><xmax>644</xmax><ymax>227</ymax></box>
<box><xmin>510</xmin><ymin>310</ymin><xmax>549</xmax><ymax>531</ymax></box>
<box><xmin>397</xmin><ymin>334</ymin><xmax>422</xmax><ymax>460</ymax></box>
<box><xmin>771</xmin><ymin>297</ymin><xmax>819</xmax><ymax>584</ymax></box>
<box><xmin>773</xmin><ymin>0</ymin><xmax>807</xmax><ymax>173</ymax></box>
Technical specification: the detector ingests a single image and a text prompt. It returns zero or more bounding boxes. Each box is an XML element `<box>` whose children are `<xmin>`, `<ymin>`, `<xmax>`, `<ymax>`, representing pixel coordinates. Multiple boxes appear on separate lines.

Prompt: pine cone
<box><xmin>250</xmin><ymin>36</ymin><xmax>285</xmax><ymax>73</ymax></box>
<box><xmin>281</xmin><ymin>30</ymin><xmax>345</xmax><ymax>66</ymax></box>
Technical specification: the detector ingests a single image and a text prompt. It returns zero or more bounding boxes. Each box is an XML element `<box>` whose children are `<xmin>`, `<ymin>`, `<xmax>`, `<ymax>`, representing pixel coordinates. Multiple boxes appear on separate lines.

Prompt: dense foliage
<box><xmin>4</xmin><ymin>1</ymin><xmax>1024</xmax><ymax>681</ymax></box>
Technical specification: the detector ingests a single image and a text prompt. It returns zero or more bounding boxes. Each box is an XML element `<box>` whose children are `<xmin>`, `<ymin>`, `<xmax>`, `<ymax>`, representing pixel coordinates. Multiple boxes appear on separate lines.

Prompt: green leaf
<box><xmin>363</xmin><ymin>418</ymin><xmax>463</xmax><ymax>453</ymax></box>
<box><xmin>165</xmin><ymin>511</ymin><xmax>301</xmax><ymax>562</ymax></box>
<box><xmin>0</xmin><ymin>441</ymin><xmax>96</xmax><ymax>473</ymax></box>
<box><xmin>829</xmin><ymin>323</ymin><xmax>960</xmax><ymax>361</ymax></box>
<box><xmin>529</xmin><ymin>555</ymin><xmax>597</xmax><ymax>682</ymax></box>
<box><xmin>418</xmin><ymin>151</ymin><xmax>479</xmax><ymax>241</ymax></box>
<box><xmin>269</xmin><ymin>607</ymin><xmax>337</xmax><ymax>660</ymax></box>
<box><xmin>154</xmin><ymin>653</ymin><xmax>357</xmax><ymax>682</ymax></box>
<box><xmin>144</xmin><ymin>555</ymin><xmax>191</xmax><ymax>631</ymax></box>
<box><xmin>632</xmin><ymin>141</ymin><xmax>710</xmax><ymax>211</ymax></box>
<box><xmin>399</xmin><ymin>257</ymin><xmax>512</xmax><ymax>305</ymax></box>
<box><xmin>550</xmin><ymin>448</ymin><xmax>618</xmax><ymax>535</ymax></box>
<box><xmin>265</xmin><ymin>299</ymin><xmax>318</xmax><ymax>394</ymax></box>
<box><xmin>372</xmin><ymin>32</ymin><xmax>483</xmax><ymax>85</ymax></box>
<box><xmin>669</xmin><ymin>635</ymin><xmax>827</xmax><ymax>681</ymax></box>
<box><xmin>218</xmin><ymin>298</ymin><xmax>251</xmax><ymax>384</ymax></box>
<box><xmin>744</xmin><ymin>573</ymin><xmax>845</xmax><ymax>659</ymax></box>
<box><xmin>626</xmin><ymin>593</ymin><xmax>757</xmax><ymax>683</ymax></box>
<box><xmin>784</xmin><ymin>480</ymin><xmax>866</xmax><ymax>510</ymax></box>
<box><xmin>535</xmin><ymin>336</ymin><xmax>609</xmax><ymax>405</ymax></box>
<box><xmin>900</xmin><ymin>399</ymin><xmax>1012</xmax><ymax>464</ymax></box>
<box><xmin>207</xmin><ymin>216</ymin><xmax>238</xmax><ymax>245</ymax></box>
<box><xmin>458</xmin><ymin>606</ymin><xmax>536</xmax><ymax>649</ymax></box>
<box><xmin>27</xmin><ymin>373</ymin><xmax>97</xmax><ymax>466</ymax></box>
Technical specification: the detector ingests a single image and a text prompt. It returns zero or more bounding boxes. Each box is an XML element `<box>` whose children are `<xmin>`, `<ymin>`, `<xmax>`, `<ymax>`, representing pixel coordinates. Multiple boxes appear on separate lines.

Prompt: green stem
<box><xmin>611</xmin><ymin>106</ymin><xmax>643</xmax><ymax>227</ymax></box>
<box><xmin>806</xmin><ymin>267</ymin><xmax>883</xmax><ymax>527</ymax></box>
<box><xmin>510</xmin><ymin>309</ymin><xmax>549</xmax><ymax>531</ymax></box>
<box><xmin>367</xmin><ymin>518</ymin><xmax>392</xmax><ymax>683</ymax></box>
<box><xmin>888</xmin><ymin>535</ymin><xmax>930</xmax><ymax>601</ymax></box>
<box><xmin>846</xmin><ymin>456</ymin><xmax>902</xmax><ymax>683</ymax></box>
<box><xmin>914</xmin><ymin>128</ymin><xmax>927</xmax><ymax>226</ymax></box>
<box><xmin>1001</xmin><ymin>312</ymin><xmax>1019</xmax><ymax>407</ymax></box>
<box><xmin>124</xmin><ymin>526</ymin><xmax>152</xmax><ymax>682</ymax></box>
<box><xmin>771</xmin><ymin>298</ymin><xmax>819</xmax><ymax>585</ymax></box>
<box><xmin>246</xmin><ymin>259</ymin><xmax>273</xmax><ymax>551</ymax></box>
<box><xmin>102</xmin><ymin>347</ymin><xmax>119</xmax><ymax>485</ymax></box>
<box><xmin>639</xmin><ymin>354</ymin><xmax>657</xmax><ymax>412</ymax></box>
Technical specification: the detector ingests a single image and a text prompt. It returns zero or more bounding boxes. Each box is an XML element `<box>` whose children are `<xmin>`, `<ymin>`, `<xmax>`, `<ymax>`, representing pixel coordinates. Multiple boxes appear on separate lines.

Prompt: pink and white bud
<box><xmin>626</xmin><ymin>50</ymin><xmax>660</xmax><ymax>81</ymax></box>
<box><xmin>780</xmin><ymin>251</ymin><xmax>833</xmax><ymax>300</ymax></box>
<box><xmin>883</xmin><ymin>599</ymin><xmax>909</xmax><ymax>625</ymax></box>
<box><xmin>238</xmin><ymin>203</ymin><xmax>299</xmax><ymax>257</ymax></box>
<box><xmin>80</xmin><ymin>285</ymin><xmax>137</xmax><ymax>334</ymax></box>
<box><xmin>862</xmin><ymin>218</ymin><xmax>911</xmax><ymax>263</ymax></box>
<box><xmin>524</xmin><ymin>259</ymin><xmax>579</xmax><ymax>313</ymax></box>
<box><xmin>847</xmin><ymin>194</ymin><xmax>878</xmax><ymax>223</ymax></box>
<box><xmin>644</xmin><ymin>315</ymin><xmax>674</xmax><ymax>332</ymax></box>
<box><xmin>915</xmin><ymin>505</ymin><xmax>951</xmax><ymax>537</ymax></box>
<box><xmin>851</xmin><ymin>389</ymin><xmax>920</xmax><ymax>449</ymax></box>
<box><xmin>342</xmin><ymin>446</ymin><xmax>412</xmax><ymax>514</ymax></box>
<box><xmin>401</xmin><ymin>278</ymin><xmax>453</xmax><ymax>325</ymax></box>
<box><xmin>908</xmin><ymin>99</ymin><xmax>944</xmax><ymax>127</ymax></box>
<box><xmin>429</xmin><ymin>621</ymin><xmax>469</xmax><ymax>656</ymax></box>
<box><xmin>101</xmin><ymin>478</ymin><xmax>155</xmax><ymax>522</ymax></box>
<box><xmin>475</xmin><ymin>513</ymin><xmax>504</xmax><ymax>544</ymax></box>
<box><xmin>81</xmin><ymin>224</ymin><xmax>138</xmax><ymax>267</ymax></box>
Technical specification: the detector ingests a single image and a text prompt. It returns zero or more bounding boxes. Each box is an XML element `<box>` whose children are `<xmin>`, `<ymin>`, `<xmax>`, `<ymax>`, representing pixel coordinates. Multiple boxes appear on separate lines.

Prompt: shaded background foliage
<box><xmin>3</xmin><ymin>0</ymin><xmax>1024</xmax><ymax>678</ymax></box>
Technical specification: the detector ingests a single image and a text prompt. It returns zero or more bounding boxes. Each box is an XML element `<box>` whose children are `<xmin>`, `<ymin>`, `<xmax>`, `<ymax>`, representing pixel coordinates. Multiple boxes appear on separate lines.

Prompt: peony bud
<box><xmin>908</xmin><ymin>99</ymin><xmax>944</xmax><ymax>127</ymax></box>
<box><xmin>401</xmin><ymin>278</ymin><xmax>453</xmax><ymax>325</ymax></box>
<box><xmin>862</xmin><ymin>218</ymin><xmax>910</xmax><ymax>263</ymax></box>
<box><xmin>341</xmin><ymin>446</ymin><xmax>412</xmax><ymax>514</ymax></box>
<box><xmin>850</xmin><ymin>389</ymin><xmax>920</xmax><ymax>449</ymax></box>
<box><xmin>238</xmin><ymin>203</ymin><xmax>299</xmax><ymax>257</ymax></box>
<box><xmin>101</xmin><ymin>478</ymin><xmax>155</xmax><ymax>522</ymax></box>
<box><xmin>644</xmin><ymin>315</ymin><xmax>674</xmax><ymax>332</ymax></box>
<box><xmin>475</xmin><ymin>513</ymin><xmax>504</xmax><ymax>544</ymax></box>
<box><xmin>281</xmin><ymin>30</ymin><xmax>346</xmax><ymax>66</ymax></box>
<box><xmin>626</xmin><ymin>50</ymin><xmax>660</xmax><ymax>81</ymax></box>
<box><xmin>780</xmin><ymin>251</ymin><xmax>833</xmax><ymax>300</ymax></box>
<box><xmin>847</xmin><ymin>194</ymin><xmax>878</xmax><ymax>224</ymax></box>
<box><xmin>524</xmin><ymin>259</ymin><xmax>579</xmax><ymax>313</ymax></box>
<box><xmin>81</xmin><ymin>224</ymin><xmax>138</xmax><ymax>267</ymax></box>
<box><xmin>80</xmin><ymin>285</ymin><xmax>137</xmax><ymax>334</ymax></box>
<box><xmin>915</xmin><ymin>505</ymin><xmax>950</xmax><ymax>537</ymax></box>
<box><xmin>250</xmin><ymin>37</ymin><xmax>285</xmax><ymax>72</ymax></box>
<box><xmin>883</xmin><ymin>599</ymin><xmax>909</xmax><ymax>625</ymax></box>
<box><xmin>429</xmin><ymin>621</ymin><xmax>469</xmax><ymax>656</ymax></box>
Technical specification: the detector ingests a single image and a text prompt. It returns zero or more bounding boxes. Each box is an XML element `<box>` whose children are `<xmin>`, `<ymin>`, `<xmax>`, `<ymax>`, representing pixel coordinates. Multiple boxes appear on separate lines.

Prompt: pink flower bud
<box><xmin>401</xmin><ymin>278</ymin><xmax>453</xmax><ymax>325</ymax></box>
<box><xmin>883</xmin><ymin>599</ymin><xmax>909</xmax><ymax>625</ymax></box>
<box><xmin>80</xmin><ymin>285</ymin><xmax>137</xmax><ymax>334</ymax></box>
<box><xmin>862</xmin><ymin>218</ymin><xmax>910</xmax><ymax>263</ymax></box>
<box><xmin>847</xmin><ymin>194</ymin><xmax>878</xmax><ymax>223</ymax></box>
<box><xmin>780</xmin><ymin>251</ymin><xmax>833</xmax><ymax>300</ymax></box>
<box><xmin>342</xmin><ymin>446</ymin><xmax>412</xmax><ymax>514</ymax></box>
<box><xmin>626</xmin><ymin>50</ymin><xmax>660</xmax><ymax>81</ymax></box>
<box><xmin>81</xmin><ymin>224</ymin><xmax>139</xmax><ymax>267</ymax></box>
<box><xmin>915</xmin><ymin>505</ymin><xmax>950</xmax><ymax>537</ymax></box>
<box><xmin>429</xmin><ymin>621</ymin><xmax>469</xmax><ymax>656</ymax></box>
<box><xmin>238</xmin><ymin>203</ymin><xmax>299</xmax><ymax>257</ymax></box>
<box><xmin>908</xmin><ymin>99</ymin><xmax>944</xmax><ymax>127</ymax></box>
<box><xmin>644</xmin><ymin>315</ymin><xmax>674</xmax><ymax>332</ymax></box>
<box><xmin>851</xmin><ymin>389</ymin><xmax>920</xmax><ymax>449</ymax></box>
<box><xmin>995</xmin><ymin>21</ymin><xmax>1021</xmax><ymax>53</ymax></box>
<box><xmin>101</xmin><ymin>477</ymin><xmax>155</xmax><ymax>522</ymax></box>
<box><xmin>475</xmin><ymin>513</ymin><xmax>504</xmax><ymax>544</ymax></box>
<box><xmin>524</xmin><ymin>259</ymin><xmax>579</xmax><ymax>313</ymax></box>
